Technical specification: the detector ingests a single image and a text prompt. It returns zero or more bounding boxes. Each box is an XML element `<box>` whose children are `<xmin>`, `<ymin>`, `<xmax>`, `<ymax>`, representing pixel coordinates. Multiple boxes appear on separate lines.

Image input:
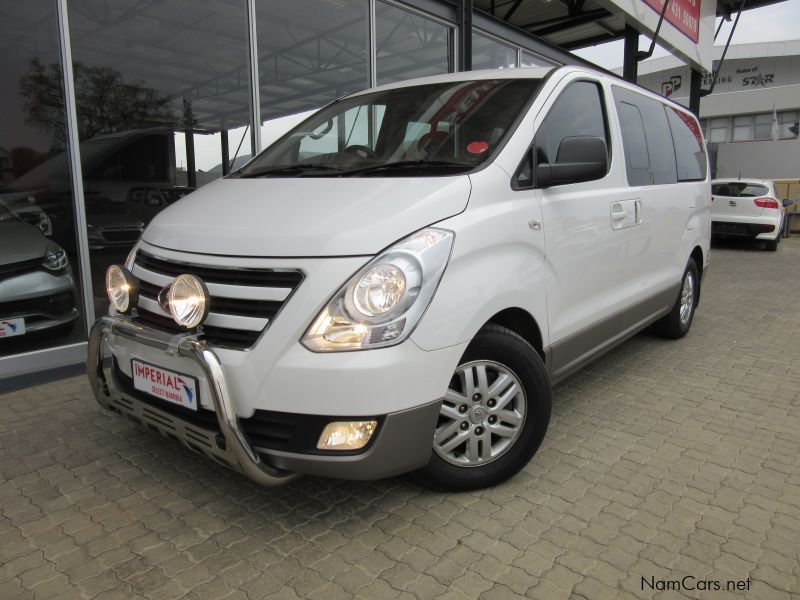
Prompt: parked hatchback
<box><xmin>88</xmin><ymin>66</ymin><xmax>711</xmax><ymax>491</ymax></box>
<box><xmin>711</xmin><ymin>178</ymin><xmax>791</xmax><ymax>251</ymax></box>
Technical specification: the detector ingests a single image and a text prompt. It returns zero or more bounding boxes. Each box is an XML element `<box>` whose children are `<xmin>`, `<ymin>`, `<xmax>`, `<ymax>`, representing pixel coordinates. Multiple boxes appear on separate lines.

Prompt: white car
<box><xmin>711</xmin><ymin>178</ymin><xmax>791</xmax><ymax>251</ymax></box>
<box><xmin>88</xmin><ymin>65</ymin><xmax>711</xmax><ymax>491</ymax></box>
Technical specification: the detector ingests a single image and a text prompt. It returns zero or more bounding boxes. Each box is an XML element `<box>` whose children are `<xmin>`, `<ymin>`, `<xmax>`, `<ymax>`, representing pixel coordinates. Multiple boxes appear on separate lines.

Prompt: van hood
<box><xmin>142</xmin><ymin>176</ymin><xmax>471</xmax><ymax>257</ymax></box>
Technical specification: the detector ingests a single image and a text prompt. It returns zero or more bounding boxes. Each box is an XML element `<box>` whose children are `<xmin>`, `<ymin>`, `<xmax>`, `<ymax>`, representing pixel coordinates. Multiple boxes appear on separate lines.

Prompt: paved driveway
<box><xmin>1</xmin><ymin>238</ymin><xmax>799</xmax><ymax>599</ymax></box>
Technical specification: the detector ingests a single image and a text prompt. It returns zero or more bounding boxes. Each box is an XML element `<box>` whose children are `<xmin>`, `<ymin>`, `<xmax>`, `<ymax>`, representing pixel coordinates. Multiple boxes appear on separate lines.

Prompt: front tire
<box><xmin>416</xmin><ymin>324</ymin><xmax>551</xmax><ymax>491</ymax></box>
<box><xmin>653</xmin><ymin>258</ymin><xmax>699</xmax><ymax>339</ymax></box>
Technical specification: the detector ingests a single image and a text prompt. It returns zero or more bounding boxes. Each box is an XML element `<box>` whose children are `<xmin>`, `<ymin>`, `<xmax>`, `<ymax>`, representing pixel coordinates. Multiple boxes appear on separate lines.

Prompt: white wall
<box><xmin>715</xmin><ymin>138</ymin><xmax>800</xmax><ymax>179</ymax></box>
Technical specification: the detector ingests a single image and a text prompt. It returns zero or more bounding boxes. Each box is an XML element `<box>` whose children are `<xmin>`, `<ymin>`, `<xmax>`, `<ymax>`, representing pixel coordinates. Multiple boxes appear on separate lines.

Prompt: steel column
<box><xmin>245</xmin><ymin>0</ymin><xmax>262</xmax><ymax>154</ymax></box>
<box><xmin>622</xmin><ymin>24</ymin><xmax>638</xmax><ymax>83</ymax></box>
<box><xmin>458</xmin><ymin>0</ymin><xmax>473</xmax><ymax>71</ymax></box>
<box><xmin>689</xmin><ymin>68</ymin><xmax>702</xmax><ymax>117</ymax></box>
<box><xmin>56</xmin><ymin>0</ymin><xmax>95</xmax><ymax>336</ymax></box>
<box><xmin>221</xmin><ymin>130</ymin><xmax>230</xmax><ymax>176</ymax></box>
<box><xmin>185</xmin><ymin>131</ymin><xmax>197</xmax><ymax>188</ymax></box>
<box><xmin>368</xmin><ymin>0</ymin><xmax>377</xmax><ymax>86</ymax></box>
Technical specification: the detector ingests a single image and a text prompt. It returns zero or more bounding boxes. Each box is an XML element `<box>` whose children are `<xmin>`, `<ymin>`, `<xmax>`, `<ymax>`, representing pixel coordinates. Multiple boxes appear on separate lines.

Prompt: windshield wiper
<box><xmin>239</xmin><ymin>164</ymin><xmax>342</xmax><ymax>178</ymax></box>
<box><xmin>339</xmin><ymin>160</ymin><xmax>475</xmax><ymax>176</ymax></box>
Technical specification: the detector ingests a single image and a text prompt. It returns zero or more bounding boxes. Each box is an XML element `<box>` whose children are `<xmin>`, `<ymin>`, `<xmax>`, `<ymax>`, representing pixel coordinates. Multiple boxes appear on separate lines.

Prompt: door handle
<box><xmin>611</xmin><ymin>208</ymin><xmax>628</xmax><ymax>220</ymax></box>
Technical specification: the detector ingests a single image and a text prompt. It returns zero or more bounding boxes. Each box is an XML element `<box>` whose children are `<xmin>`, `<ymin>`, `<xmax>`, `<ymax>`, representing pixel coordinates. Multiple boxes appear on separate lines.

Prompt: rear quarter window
<box><xmin>666</xmin><ymin>107</ymin><xmax>707</xmax><ymax>181</ymax></box>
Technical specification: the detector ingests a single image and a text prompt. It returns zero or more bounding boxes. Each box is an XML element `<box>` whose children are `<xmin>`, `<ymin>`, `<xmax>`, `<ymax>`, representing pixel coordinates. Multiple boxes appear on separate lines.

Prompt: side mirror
<box><xmin>782</xmin><ymin>199</ymin><xmax>794</xmax><ymax>208</ymax></box>
<box><xmin>536</xmin><ymin>136</ymin><xmax>608</xmax><ymax>188</ymax></box>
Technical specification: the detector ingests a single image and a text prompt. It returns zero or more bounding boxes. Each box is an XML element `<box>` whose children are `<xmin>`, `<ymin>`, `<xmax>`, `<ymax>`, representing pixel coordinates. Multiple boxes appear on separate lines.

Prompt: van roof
<box><xmin>348</xmin><ymin>66</ymin><xmax>556</xmax><ymax>96</ymax></box>
<box><xmin>346</xmin><ymin>66</ymin><xmax>697</xmax><ymax>119</ymax></box>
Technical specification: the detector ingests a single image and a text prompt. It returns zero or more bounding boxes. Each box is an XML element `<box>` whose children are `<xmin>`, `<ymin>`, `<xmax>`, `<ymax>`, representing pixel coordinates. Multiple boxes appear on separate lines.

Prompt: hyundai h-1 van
<box><xmin>88</xmin><ymin>66</ymin><xmax>711</xmax><ymax>491</ymax></box>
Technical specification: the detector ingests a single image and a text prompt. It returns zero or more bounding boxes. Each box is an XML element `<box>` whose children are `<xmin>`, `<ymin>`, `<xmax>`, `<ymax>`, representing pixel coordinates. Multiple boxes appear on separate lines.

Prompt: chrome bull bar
<box><xmin>87</xmin><ymin>315</ymin><xmax>296</xmax><ymax>486</ymax></box>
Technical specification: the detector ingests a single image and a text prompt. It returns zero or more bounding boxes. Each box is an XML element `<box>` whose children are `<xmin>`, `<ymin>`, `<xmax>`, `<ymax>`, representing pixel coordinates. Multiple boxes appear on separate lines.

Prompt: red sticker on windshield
<box><xmin>467</xmin><ymin>141</ymin><xmax>489</xmax><ymax>154</ymax></box>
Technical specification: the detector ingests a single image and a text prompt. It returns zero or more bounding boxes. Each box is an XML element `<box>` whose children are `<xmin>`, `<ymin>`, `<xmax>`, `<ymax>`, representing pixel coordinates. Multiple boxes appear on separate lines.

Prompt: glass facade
<box><xmin>66</xmin><ymin>0</ymin><xmax>252</xmax><ymax>319</ymax></box>
<box><xmin>256</xmin><ymin>0</ymin><xmax>370</xmax><ymax>122</ymax></box>
<box><xmin>375</xmin><ymin>2</ymin><xmax>452</xmax><ymax>85</ymax></box>
<box><xmin>520</xmin><ymin>51</ymin><xmax>551</xmax><ymax>68</ymax></box>
<box><xmin>0</xmin><ymin>5</ymin><xmax>85</xmax><ymax>358</ymax></box>
<box><xmin>472</xmin><ymin>33</ymin><xmax>517</xmax><ymax>69</ymax></box>
<box><xmin>0</xmin><ymin>0</ymin><xmax>561</xmax><ymax>378</ymax></box>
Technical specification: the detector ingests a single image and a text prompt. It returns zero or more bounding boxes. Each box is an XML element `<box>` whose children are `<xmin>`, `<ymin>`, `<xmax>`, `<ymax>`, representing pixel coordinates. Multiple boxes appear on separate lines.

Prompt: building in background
<box><xmin>633</xmin><ymin>40</ymin><xmax>800</xmax><ymax>181</ymax></box>
<box><xmin>0</xmin><ymin>0</ymin><xmax>784</xmax><ymax>381</ymax></box>
<box><xmin>0</xmin><ymin>0</ymin><xmax>573</xmax><ymax>379</ymax></box>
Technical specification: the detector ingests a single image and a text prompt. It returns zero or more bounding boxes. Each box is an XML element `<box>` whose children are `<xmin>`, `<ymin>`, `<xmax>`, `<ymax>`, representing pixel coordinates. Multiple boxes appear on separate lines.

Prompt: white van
<box><xmin>88</xmin><ymin>66</ymin><xmax>711</xmax><ymax>491</ymax></box>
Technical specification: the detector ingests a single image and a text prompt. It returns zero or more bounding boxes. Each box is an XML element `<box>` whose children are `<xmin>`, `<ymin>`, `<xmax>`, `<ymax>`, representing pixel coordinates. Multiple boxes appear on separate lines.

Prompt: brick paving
<box><xmin>1</xmin><ymin>237</ymin><xmax>799</xmax><ymax>600</ymax></box>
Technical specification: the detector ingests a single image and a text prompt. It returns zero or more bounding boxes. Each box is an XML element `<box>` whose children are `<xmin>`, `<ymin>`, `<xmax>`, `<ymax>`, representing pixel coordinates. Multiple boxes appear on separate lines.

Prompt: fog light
<box><xmin>317</xmin><ymin>420</ymin><xmax>377</xmax><ymax>451</ymax></box>
<box><xmin>106</xmin><ymin>265</ymin><xmax>138</xmax><ymax>313</ymax></box>
<box><xmin>167</xmin><ymin>274</ymin><xmax>209</xmax><ymax>328</ymax></box>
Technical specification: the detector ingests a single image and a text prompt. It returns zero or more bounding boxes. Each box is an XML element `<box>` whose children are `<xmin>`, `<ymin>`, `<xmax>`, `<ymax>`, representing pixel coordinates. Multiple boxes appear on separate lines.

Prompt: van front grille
<box><xmin>131</xmin><ymin>251</ymin><xmax>303</xmax><ymax>350</ymax></box>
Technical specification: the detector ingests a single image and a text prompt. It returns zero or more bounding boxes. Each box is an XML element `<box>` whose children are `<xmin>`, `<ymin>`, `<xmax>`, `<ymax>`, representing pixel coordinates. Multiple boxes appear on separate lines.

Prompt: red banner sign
<box><xmin>643</xmin><ymin>0</ymin><xmax>700</xmax><ymax>43</ymax></box>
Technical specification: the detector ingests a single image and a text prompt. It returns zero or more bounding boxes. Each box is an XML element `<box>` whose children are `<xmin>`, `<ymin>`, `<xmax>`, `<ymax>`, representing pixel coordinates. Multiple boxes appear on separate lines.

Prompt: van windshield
<box><xmin>237</xmin><ymin>79</ymin><xmax>541</xmax><ymax>178</ymax></box>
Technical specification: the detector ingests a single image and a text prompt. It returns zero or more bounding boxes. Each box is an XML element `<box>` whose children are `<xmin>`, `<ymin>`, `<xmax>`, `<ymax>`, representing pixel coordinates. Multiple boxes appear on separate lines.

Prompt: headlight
<box><xmin>106</xmin><ymin>265</ymin><xmax>138</xmax><ymax>313</ymax></box>
<box><xmin>38</xmin><ymin>212</ymin><xmax>52</xmax><ymax>236</ymax></box>
<box><xmin>353</xmin><ymin>264</ymin><xmax>407</xmax><ymax>317</ymax></box>
<box><xmin>167</xmin><ymin>274</ymin><xmax>209</xmax><ymax>328</ymax></box>
<box><xmin>124</xmin><ymin>245</ymin><xmax>138</xmax><ymax>270</ymax></box>
<box><xmin>42</xmin><ymin>242</ymin><xmax>68</xmax><ymax>272</ymax></box>
<box><xmin>302</xmin><ymin>228</ymin><xmax>454</xmax><ymax>352</ymax></box>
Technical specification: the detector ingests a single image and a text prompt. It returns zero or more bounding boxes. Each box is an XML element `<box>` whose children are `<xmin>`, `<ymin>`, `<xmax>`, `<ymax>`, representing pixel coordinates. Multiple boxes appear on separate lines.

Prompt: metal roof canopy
<box><xmin>471</xmin><ymin>0</ymin><xmax>787</xmax><ymax>70</ymax></box>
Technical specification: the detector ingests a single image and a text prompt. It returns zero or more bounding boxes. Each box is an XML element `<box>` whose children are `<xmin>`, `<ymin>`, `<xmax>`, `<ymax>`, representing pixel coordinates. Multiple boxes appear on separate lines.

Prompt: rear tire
<box><xmin>653</xmin><ymin>258</ymin><xmax>699</xmax><ymax>339</ymax></box>
<box><xmin>416</xmin><ymin>324</ymin><xmax>551</xmax><ymax>492</ymax></box>
<box><xmin>765</xmin><ymin>235</ymin><xmax>779</xmax><ymax>251</ymax></box>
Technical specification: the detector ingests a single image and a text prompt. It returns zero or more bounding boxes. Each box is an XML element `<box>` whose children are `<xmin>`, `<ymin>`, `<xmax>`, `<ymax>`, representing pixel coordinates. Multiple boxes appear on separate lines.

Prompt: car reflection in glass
<box><xmin>85</xmin><ymin>195</ymin><xmax>145</xmax><ymax>250</ymax></box>
<box><xmin>0</xmin><ymin>186</ymin><xmax>53</xmax><ymax>236</ymax></box>
<box><xmin>126</xmin><ymin>186</ymin><xmax>194</xmax><ymax>224</ymax></box>
<box><xmin>0</xmin><ymin>202</ymin><xmax>79</xmax><ymax>342</ymax></box>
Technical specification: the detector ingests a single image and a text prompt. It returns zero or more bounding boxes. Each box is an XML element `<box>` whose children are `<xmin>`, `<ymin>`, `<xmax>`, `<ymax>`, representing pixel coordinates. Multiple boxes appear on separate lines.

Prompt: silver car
<box><xmin>0</xmin><ymin>203</ymin><xmax>79</xmax><ymax>340</ymax></box>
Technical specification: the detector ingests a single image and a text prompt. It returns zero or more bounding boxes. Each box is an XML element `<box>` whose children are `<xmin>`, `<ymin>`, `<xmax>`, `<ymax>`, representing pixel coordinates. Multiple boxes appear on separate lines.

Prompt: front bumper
<box><xmin>87</xmin><ymin>315</ymin><xmax>441</xmax><ymax>484</ymax></box>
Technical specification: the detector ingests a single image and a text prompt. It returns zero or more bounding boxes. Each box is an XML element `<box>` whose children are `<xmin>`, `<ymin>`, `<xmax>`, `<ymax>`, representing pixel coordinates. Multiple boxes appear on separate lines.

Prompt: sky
<box><xmin>182</xmin><ymin>0</ymin><xmax>800</xmax><ymax>171</ymax></box>
<box><xmin>573</xmin><ymin>0</ymin><xmax>800</xmax><ymax>69</ymax></box>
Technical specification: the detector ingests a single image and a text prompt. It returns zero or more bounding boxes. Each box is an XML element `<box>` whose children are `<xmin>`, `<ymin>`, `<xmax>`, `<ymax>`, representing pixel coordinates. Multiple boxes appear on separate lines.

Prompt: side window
<box><xmin>612</xmin><ymin>86</ymin><xmax>677</xmax><ymax>186</ymax></box>
<box><xmin>666</xmin><ymin>107</ymin><xmax>707</xmax><ymax>181</ymax></box>
<box><xmin>617</xmin><ymin>101</ymin><xmax>650</xmax><ymax>186</ymax></box>
<box><xmin>514</xmin><ymin>80</ymin><xmax>609</xmax><ymax>188</ymax></box>
<box><xmin>538</xmin><ymin>81</ymin><xmax>609</xmax><ymax>164</ymax></box>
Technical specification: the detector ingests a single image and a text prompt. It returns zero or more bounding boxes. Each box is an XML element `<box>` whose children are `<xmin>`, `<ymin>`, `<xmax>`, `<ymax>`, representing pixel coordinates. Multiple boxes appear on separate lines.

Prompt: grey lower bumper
<box><xmin>87</xmin><ymin>315</ymin><xmax>440</xmax><ymax>484</ymax></box>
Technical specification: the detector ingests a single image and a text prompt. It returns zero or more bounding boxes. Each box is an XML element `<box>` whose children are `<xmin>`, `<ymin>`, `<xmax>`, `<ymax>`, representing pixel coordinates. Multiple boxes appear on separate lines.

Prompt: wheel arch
<box><xmin>483</xmin><ymin>307</ymin><xmax>545</xmax><ymax>360</ymax></box>
<box><xmin>690</xmin><ymin>245</ymin><xmax>704</xmax><ymax>307</ymax></box>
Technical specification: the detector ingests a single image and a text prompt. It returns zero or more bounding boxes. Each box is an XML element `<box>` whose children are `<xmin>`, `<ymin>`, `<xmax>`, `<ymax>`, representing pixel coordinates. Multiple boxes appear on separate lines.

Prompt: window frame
<box><xmin>511</xmin><ymin>77</ymin><xmax>612</xmax><ymax>191</ymax></box>
<box><xmin>612</xmin><ymin>84</ymin><xmax>706</xmax><ymax>187</ymax></box>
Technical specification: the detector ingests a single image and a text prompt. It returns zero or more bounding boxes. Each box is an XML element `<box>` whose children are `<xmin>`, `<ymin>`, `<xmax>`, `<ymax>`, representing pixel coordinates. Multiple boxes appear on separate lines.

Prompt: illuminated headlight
<box><xmin>302</xmin><ymin>228</ymin><xmax>454</xmax><ymax>351</ymax></box>
<box><xmin>42</xmin><ymin>241</ymin><xmax>68</xmax><ymax>272</ymax></box>
<box><xmin>167</xmin><ymin>274</ymin><xmax>209</xmax><ymax>328</ymax></box>
<box><xmin>106</xmin><ymin>264</ymin><xmax>138</xmax><ymax>313</ymax></box>
<box><xmin>317</xmin><ymin>420</ymin><xmax>377</xmax><ymax>451</ymax></box>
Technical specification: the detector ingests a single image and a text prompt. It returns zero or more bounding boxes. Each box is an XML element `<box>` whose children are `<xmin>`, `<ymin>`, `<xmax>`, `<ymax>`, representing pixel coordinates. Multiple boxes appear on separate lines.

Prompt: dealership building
<box><xmin>633</xmin><ymin>40</ymin><xmax>800</xmax><ymax>181</ymax></box>
<box><xmin>0</xmin><ymin>0</ymin><xmax>784</xmax><ymax>382</ymax></box>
